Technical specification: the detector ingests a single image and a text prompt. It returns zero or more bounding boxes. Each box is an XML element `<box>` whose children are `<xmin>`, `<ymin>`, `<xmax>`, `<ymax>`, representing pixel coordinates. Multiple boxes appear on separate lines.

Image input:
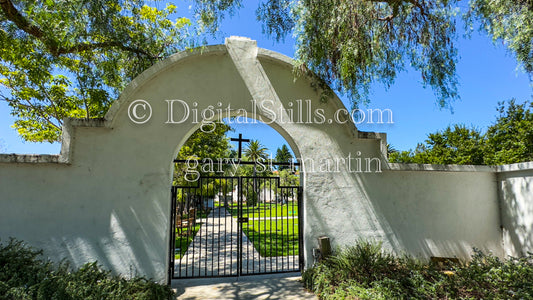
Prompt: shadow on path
<box><xmin>172</xmin><ymin>273</ymin><xmax>317</xmax><ymax>300</ymax></box>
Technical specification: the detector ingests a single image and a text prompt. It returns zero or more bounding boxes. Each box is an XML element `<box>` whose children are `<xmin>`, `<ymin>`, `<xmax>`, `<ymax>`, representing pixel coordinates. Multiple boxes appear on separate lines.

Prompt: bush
<box><xmin>0</xmin><ymin>238</ymin><xmax>174</xmax><ymax>300</ymax></box>
<box><xmin>303</xmin><ymin>241</ymin><xmax>533</xmax><ymax>299</ymax></box>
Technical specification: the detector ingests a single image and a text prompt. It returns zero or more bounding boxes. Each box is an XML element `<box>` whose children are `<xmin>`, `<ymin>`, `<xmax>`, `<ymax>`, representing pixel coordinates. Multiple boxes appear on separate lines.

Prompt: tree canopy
<box><xmin>0</xmin><ymin>0</ymin><xmax>531</xmax><ymax>142</ymax></box>
<box><xmin>466</xmin><ymin>0</ymin><xmax>533</xmax><ymax>74</ymax></box>
<box><xmin>244</xmin><ymin>139</ymin><xmax>269</xmax><ymax>162</ymax></box>
<box><xmin>483</xmin><ymin>99</ymin><xmax>533</xmax><ymax>165</ymax></box>
<box><xmin>0</xmin><ymin>0</ymin><xmax>239</xmax><ymax>142</ymax></box>
<box><xmin>257</xmin><ymin>0</ymin><xmax>532</xmax><ymax>108</ymax></box>
<box><xmin>389</xmin><ymin>125</ymin><xmax>485</xmax><ymax>165</ymax></box>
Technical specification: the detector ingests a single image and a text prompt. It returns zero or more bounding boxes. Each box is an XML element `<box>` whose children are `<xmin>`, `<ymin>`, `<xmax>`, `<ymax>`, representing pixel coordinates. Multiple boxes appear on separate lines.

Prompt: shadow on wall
<box><xmin>499</xmin><ymin>170</ymin><xmax>533</xmax><ymax>257</ymax></box>
<box><xmin>302</xmin><ymin>140</ymin><xmax>402</xmax><ymax>264</ymax></box>
<box><xmin>43</xmin><ymin>184</ymin><xmax>170</xmax><ymax>281</ymax></box>
<box><xmin>358</xmin><ymin>170</ymin><xmax>504</xmax><ymax>260</ymax></box>
<box><xmin>306</xmin><ymin>159</ymin><xmax>504</xmax><ymax>262</ymax></box>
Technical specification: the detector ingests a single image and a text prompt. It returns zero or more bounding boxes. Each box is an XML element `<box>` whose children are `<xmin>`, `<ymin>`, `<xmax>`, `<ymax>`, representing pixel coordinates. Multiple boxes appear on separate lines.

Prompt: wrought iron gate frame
<box><xmin>168</xmin><ymin>176</ymin><xmax>303</xmax><ymax>280</ymax></box>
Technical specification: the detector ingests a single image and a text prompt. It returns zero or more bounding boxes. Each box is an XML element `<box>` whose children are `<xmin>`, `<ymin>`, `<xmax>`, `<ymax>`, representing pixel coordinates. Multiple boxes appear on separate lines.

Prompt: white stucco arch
<box><xmin>93</xmin><ymin>37</ymin><xmax>391</xmax><ymax>281</ymax></box>
<box><xmin>0</xmin><ymin>37</ymin><xmax>512</xmax><ymax>284</ymax></box>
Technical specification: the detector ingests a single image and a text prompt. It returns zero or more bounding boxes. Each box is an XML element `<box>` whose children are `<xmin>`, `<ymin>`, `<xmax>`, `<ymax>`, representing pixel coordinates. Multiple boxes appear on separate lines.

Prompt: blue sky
<box><xmin>0</xmin><ymin>1</ymin><xmax>531</xmax><ymax>157</ymax></box>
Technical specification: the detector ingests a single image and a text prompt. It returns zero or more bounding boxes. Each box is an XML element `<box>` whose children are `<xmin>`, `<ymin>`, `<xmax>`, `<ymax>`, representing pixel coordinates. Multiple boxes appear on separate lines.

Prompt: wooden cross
<box><xmin>231</xmin><ymin>133</ymin><xmax>250</xmax><ymax>159</ymax></box>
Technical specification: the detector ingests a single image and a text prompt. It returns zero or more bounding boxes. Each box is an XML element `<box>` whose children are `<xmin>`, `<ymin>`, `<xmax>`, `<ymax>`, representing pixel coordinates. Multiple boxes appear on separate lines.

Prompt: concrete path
<box><xmin>172</xmin><ymin>273</ymin><xmax>317</xmax><ymax>300</ymax></box>
<box><xmin>175</xmin><ymin>207</ymin><xmax>298</xmax><ymax>278</ymax></box>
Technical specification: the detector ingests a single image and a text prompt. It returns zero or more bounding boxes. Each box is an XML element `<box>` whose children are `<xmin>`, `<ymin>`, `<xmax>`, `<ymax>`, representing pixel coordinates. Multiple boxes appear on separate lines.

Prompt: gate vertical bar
<box><xmin>275</xmin><ymin>184</ymin><xmax>279</xmax><ymax>272</ymax></box>
<box><xmin>168</xmin><ymin>186</ymin><xmax>177</xmax><ymax>282</ymax></box>
<box><xmin>263</xmin><ymin>177</ymin><xmax>267</xmax><ymax>273</ymax></box>
<box><xmin>228</xmin><ymin>178</ymin><xmax>233</xmax><ymax>276</ymax></box>
<box><xmin>217</xmin><ymin>179</ymin><xmax>222</xmax><ymax>276</ymax></box>
<box><xmin>188</xmin><ymin>187</ymin><xmax>193</xmax><ymax>277</ymax></box>
<box><xmin>203</xmin><ymin>177</ymin><xmax>208</xmax><ymax>277</ymax></box>
<box><xmin>210</xmin><ymin>178</ymin><xmax>214</xmax><ymax>276</ymax></box>
<box><xmin>298</xmin><ymin>186</ymin><xmax>304</xmax><ymax>270</ymax></box>
<box><xmin>238</xmin><ymin>176</ymin><xmax>243</xmax><ymax>277</ymax></box>
<box><xmin>269</xmin><ymin>178</ymin><xmax>273</xmax><ymax>272</ymax></box>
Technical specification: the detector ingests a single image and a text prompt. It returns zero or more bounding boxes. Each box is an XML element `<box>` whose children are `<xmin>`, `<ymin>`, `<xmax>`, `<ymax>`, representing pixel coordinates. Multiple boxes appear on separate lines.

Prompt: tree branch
<box><xmin>0</xmin><ymin>0</ymin><xmax>158</xmax><ymax>58</ymax></box>
<box><xmin>369</xmin><ymin>0</ymin><xmax>429</xmax><ymax>18</ymax></box>
<box><xmin>2</xmin><ymin>71</ymin><xmax>62</xmax><ymax>129</ymax></box>
<box><xmin>377</xmin><ymin>14</ymin><xmax>395</xmax><ymax>21</ymax></box>
<box><xmin>406</xmin><ymin>0</ymin><xmax>428</xmax><ymax>17</ymax></box>
<box><xmin>57</xmin><ymin>41</ymin><xmax>158</xmax><ymax>58</ymax></box>
<box><xmin>19</xmin><ymin>99</ymin><xmax>62</xmax><ymax>130</ymax></box>
<box><xmin>0</xmin><ymin>0</ymin><xmax>44</xmax><ymax>38</ymax></box>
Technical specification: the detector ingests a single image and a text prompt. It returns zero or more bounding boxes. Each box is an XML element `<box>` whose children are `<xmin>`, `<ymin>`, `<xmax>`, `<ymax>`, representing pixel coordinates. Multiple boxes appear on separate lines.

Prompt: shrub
<box><xmin>0</xmin><ymin>238</ymin><xmax>174</xmax><ymax>300</ymax></box>
<box><xmin>303</xmin><ymin>241</ymin><xmax>533</xmax><ymax>299</ymax></box>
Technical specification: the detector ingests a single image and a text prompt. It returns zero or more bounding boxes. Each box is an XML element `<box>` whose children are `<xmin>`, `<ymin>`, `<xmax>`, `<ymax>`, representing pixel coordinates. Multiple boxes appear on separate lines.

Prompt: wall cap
<box><xmin>495</xmin><ymin>161</ymin><xmax>533</xmax><ymax>172</ymax></box>
<box><xmin>386</xmin><ymin>162</ymin><xmax>497</xmax><ymax>172</ymax></box>
<box><xmin>0</xmin><ymin>154</ymin><xmax>60</xmax><ymax>164</ymax></box>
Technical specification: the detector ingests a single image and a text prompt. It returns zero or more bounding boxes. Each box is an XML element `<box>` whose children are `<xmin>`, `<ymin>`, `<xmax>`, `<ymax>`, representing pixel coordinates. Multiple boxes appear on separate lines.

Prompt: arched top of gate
<box><xmin>104</xmin><ymin>44</ymin><xmax>227</xmax><ymax>124</ymax></box>
<box><xmin>1</xmin><ymin>37</ymin><xmax>389</xmax><ymax>166</ymax></box>
<box><xmin>103</xmin><ymin>36</ymin><xmax>355</xmax><ymax>132</ymax></box>
<box><xmin>45</xmin><ymin>37</ymin><xmax>389</xmax><ymax>166</ymax></box>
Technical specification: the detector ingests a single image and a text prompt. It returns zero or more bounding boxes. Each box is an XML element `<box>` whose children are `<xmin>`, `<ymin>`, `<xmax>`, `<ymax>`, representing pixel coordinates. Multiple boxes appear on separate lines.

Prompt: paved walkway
<box><xmin>174</xmin><ymin>207</ymin><xmax>298</xmax><ymax>278</ymax></box>
<box><xmin>172</xmin><ymin>273</ymin><xmax>317</xmax><ymax>300</ymax></box>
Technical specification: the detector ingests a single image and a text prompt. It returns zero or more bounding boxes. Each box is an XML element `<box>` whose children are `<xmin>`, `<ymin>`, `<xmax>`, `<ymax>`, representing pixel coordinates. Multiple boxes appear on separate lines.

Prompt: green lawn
<box><xmin>174</xmin><ymin>205</ymin><xmax>299</xmax><ymax>258</ymax></box>
<box><xmin>241</xmin><ymin>219</ymin><xmax>299</xmax><ymax>257</ymax></box>
<box><xmin>226</xmin><ymin>202</ymin><xmax>299</xmax><ymax>218</ymax></box>
<box><xmin>224</xmin><ymin>203</ymin><xmax>300</xmax><ymax>256</ymax></box>
<box><xmin>174</xmin><ymin>208</ymin><xmax>210</xmax><ymax>259</ymax></box>
<box><xmin>174</xmin><ymin>223</ymin><xmax>201</xmax><ymax>259</ymax></box>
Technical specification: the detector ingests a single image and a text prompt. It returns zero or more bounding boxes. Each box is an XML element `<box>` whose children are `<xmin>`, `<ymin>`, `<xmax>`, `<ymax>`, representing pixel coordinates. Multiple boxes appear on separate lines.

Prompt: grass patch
<box><xmin>226</xmin><ymin>202</ymin><xmax>298</xmax><ymax>219</ymax></box>
<box><xmin>174</xmin><ymin>223</ymin><xmax>202</xmax><ymax>259</ymax></box>
<box><xmin>242</xmin><ymin>220</ymin><xmax>299</xmax><ymax>257</ymax></box>
<box><xmin>174</xmin><ymin>208</ymin><xmax>211</xmax><ymax>259</ymax></box>
<box><xmin>0</xmin><ymin>238</ymin><xmax>174</xmax><ymax>300</ymax></box>
<box><xmin>303</xmin><ymin>240</ymin><xmax>533</xmax><ymax>299</ymax></box>
<box><xmin>224</xmin><ymin>203</ymin><xmax>300</xmax><ymax>257</ymax></box>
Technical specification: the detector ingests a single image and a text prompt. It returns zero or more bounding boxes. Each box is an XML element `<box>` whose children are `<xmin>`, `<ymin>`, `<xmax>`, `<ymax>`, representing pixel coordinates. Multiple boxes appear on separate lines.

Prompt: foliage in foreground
<box><xmin>258</xmin><ymin>0</ymin><xmax>532</xmax><ymax>108</ymax></box>
<box><xmin>303</xmin><ymin>241</ymin><xmax>533</xmax><ymax>299</ymax></box>
<box><xmin>0</xmin><ymin>0</ymin><xmax>239</xmax><ymax>142</ymax></box>
<box><xmin>0</xmin><ymin>238</ymin><xmax>174</xmax><ymax>300</ymax></box>
<box><xmin>2</xmin><ymin>0</ymin><xmax>531</xmax><ymax>143</ymax></box>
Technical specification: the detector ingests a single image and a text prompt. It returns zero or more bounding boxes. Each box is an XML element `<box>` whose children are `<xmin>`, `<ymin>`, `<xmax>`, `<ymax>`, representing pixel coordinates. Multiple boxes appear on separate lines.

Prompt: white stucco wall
<box><xmin>0</xmin><ymin>37</ymin><xmax>525</xmax><ymax>283</ymax></box>
<box><xmin>497</xmin><ymin>162</ymin><xmax>533</xmax><ymax>257</ymax></box>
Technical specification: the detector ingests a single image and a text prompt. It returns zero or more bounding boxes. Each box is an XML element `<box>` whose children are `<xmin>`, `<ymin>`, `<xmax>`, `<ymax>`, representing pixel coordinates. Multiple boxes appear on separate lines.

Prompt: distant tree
<box><xmin>175</xmin><ymin>122</ymin><xmax>233</xmax><ymax>184</ymax></box>
<box><xmin>389</xmin><ymin>125</ymin><xmax>485</xmax><ymax>164</ymax></box>
<box><xmin>387</xmin><ymin>144</ymin><xmax>398</xmax><ymax>156</ymax></box>
<box><xmin>389</xmin><ymin>144</ymin><xmax>422</xmax><ymax>164</ymax></box>
<box><xmin>244</xmin><ymin>140</ymin><xmax>269</xmax><ymax>176</ymax></box>
<box><xmin>178</xmin><ymin>123</ymin><xmax>232</xmax><ymax>161</ymax></box>
<box><xmin>279</xmin><ymin>168</ymin><xmax>299</xmax><ymax>186</ymax></box>
<box><xmin>484</xmin><ymin>99</ymin><xmax>533</xmax><ymax>165</ymax></box>
<box><xmin>275</xmin><ymin>144</ymin><xmax>293</xmax><ymax>170</ymax></box>
<box><xmin>389</xmin><ymin>100</ymin><xmax>533</xmax><ymax>165</ymax></box>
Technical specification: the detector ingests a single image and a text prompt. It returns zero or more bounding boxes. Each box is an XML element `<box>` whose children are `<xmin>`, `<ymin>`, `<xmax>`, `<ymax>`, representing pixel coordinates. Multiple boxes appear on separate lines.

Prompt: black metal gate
<box><xmin>168</xmin><ymin>176</ymin><xmax>303</xmax><ymax>279</ymax></box>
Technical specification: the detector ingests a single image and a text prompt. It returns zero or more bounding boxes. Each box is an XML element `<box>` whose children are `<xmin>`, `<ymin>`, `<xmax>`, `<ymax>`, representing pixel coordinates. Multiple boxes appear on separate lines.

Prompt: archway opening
<box><xmin>168</xmin><ymin>117</ymin><xmax>303</xmax><ymax>279</ymax></box>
